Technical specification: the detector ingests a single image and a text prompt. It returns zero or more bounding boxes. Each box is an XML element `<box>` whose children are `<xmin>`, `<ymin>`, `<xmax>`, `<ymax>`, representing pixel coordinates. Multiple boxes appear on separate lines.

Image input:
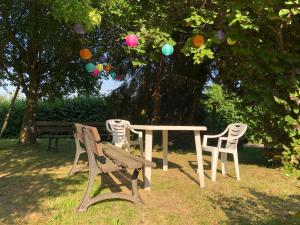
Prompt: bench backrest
<box><xmin>36</xmin><ymin>121</ymin><xmax>73</xmax><ymax>133</ymax></box>
<box><xmin>37</xmin><ymin>121</ymin><xmax>110</xmax><ymax>138</ymax></box>
<box><xmin>74</xmin><ymin>123</ymin><xmax>103</xmax><ymax>155</ymax></box>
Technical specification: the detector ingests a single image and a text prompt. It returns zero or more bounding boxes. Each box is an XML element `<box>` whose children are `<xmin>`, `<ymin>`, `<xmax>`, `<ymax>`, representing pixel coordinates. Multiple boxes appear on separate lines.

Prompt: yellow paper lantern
<box><xmin>96</xmin><ymin>64</ymin><xmax>103</xmax><ymax>71</ymax></box>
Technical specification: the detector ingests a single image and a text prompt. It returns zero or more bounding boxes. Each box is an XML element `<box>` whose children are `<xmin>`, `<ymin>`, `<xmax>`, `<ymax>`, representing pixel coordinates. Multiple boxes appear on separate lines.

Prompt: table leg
<box><xmin>162</xmin><ymin>130</ymin><xmax>168</xmax><ymax>171</ymax></box>
<box><xmin>125</xmin><ymin>128</ymin><xmax>131</xmax><ymax>151</ymax></box>
<box><xmin>144</xmin><ymin>130</ymin><xmax>153</xmax><ymax>190</ymax></box>
<box><xmin>194</xmin><ymin>131</ymin><xmax>205</xmax><ymax>188</ymax></box>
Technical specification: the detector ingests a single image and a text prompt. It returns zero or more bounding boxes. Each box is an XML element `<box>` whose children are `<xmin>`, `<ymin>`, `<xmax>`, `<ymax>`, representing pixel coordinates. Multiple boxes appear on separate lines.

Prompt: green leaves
<box><xmin>229</xmin><ymin>10</ymin><xmax>259</xmax><ymax>31</ymax></box>
<box><xmin>184</xmin><ymin>9</ymin><xmax>216</xmax><ymax>28</ymax></box>
<box><xmin>124</xmin><ymin>26</ymin><xmax>176</xmax><ymax>64</ymax></box>
<box><xmin>279</xmin><ymin>9</ymin><xmax>291</xmax><ymax>17</ymax></box>
<box><xmin>48</xmin><ymin>0</ymin><xmax>102</xmax><ymax>30</ymax></box>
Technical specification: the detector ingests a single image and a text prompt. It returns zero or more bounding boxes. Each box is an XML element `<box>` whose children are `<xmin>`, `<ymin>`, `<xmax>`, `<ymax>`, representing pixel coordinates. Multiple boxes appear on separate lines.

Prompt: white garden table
<box><xmin>128</xmin><ymin>125</ymin><xmax>207</xmax><ymax>190</ymax></box>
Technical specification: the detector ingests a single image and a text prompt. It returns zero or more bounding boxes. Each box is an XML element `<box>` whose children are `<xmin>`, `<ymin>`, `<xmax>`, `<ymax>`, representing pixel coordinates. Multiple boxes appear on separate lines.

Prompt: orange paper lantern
<box><xmin>80</xmin><ymin>48</ymin><xmax>92</xmax><ymax>60</ymax></box>
<box><xmin>192</xmin><ymin>35</ymin><xmax>205</xmax><ymax>48</ymax></box>
<box><xmin>104</xmin><ymin>65</ymin><xmax>112</xmax><ymax>72</ymax></box>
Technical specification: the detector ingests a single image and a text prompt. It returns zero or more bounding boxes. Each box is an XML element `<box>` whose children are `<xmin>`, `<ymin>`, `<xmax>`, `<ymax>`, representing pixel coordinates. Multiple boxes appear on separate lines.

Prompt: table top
<box><xmin>129</xmin><ymin>125</ymin><xmax>207</xmax><ymax>131</ymax></box>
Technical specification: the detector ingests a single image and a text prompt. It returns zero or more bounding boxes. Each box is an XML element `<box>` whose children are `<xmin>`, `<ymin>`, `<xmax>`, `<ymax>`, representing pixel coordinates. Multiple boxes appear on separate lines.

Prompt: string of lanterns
<box><xmin>74</xmin><ymin>23</ymin><xmax>122</xmax><ymax>81</ymax></box>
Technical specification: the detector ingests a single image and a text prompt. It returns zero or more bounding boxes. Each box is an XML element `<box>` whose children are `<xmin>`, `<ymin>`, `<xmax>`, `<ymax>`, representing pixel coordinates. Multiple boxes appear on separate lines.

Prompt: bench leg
<box><xmin>69</xmin><ymin>149</ymin><xmax>86</xmax><ymax>176</ymax></box>
<box><xmin>69</xmin><ymin>139</ymin><xmax>87</xmax><ymax>176</ymax></box>
<box><xmin>47</xmin><ymin>138</ymin><xmax>52</xmax><ymax>151</ymax></box>
<box><xmin>131</xmin><ymin>168</ymin><xmax>143</xmax><ymax>203</ymax></box>
<box><xmin>77</xmin><ymin>171</ymin><xmax>97</xmax><ymax>212</ymax></box>
<box><xmin>77</xmin><ymin>168</ymin><xmax>143</xmax><ymax>212</ymax></box>
<box><xmin>54</xmin><ymin>138</ymin><xmax>59</xmax><ymax>152</ymax></box>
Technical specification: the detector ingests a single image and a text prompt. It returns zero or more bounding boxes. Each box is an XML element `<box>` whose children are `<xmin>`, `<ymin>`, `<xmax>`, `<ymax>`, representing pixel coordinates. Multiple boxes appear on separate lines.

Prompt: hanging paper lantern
<box><xmin>104</xmin><ymin>64</ymin><xmax>112</xmax><ymax>72</ymax></box>
<box><xmin>162</xmin><ymin>44</ymin><xmax>174</xmax><ymax>56</ymax></box>
<box><xmin>192</xmin><ymin>35</ymin><xmax>205</xmax><ymax>48</ymax></box>
<box><xmin>227</xmin><ymin>37</ymin><xmax>237</xmax><ymax>45</ymax></box>
<box><xmin>80</xmin><ymin>48</ymin><xmax>92</xmax><ymax>60</ymax></box>
<box><xmin>109</xmin><ymin>71</ymin><xmax>117</xmax><ymax>79</ymax></box>
<box><xmin>96</xmin><ymin>63</ymin><xmax>103</xmax><ymax>71</ymax></box>
<box><xmin>100</xmin><ymin>70</ymin><xmax>107</xmax><ymax>77</ymax></box>
<box><xmin>216</xmin><ymin>30</ymin><xmax>225</xmax><ymax>40</ymax></box>
<box><xmin>98</xmin><ymin>55</ymin><xmax>107</xmax><ymax>63</ymax></box>
<box><xmin>125</xmin><ymin>34</ymin><xmax>139</xmax><ymax>47</ymax></box>
<box><xmin>73</xmin><ymin>23</ymin><xmax>85</xmax><ymax>34</ymax></box>
<box><xmin>85</xmin><ymin>63</ymin><xmax>95</xmax><ymax>72</ymax></box>
<box><xmin>92</xmin><ymin>68</ymin><xmax>100</xmax><ymax>77</ymax></box>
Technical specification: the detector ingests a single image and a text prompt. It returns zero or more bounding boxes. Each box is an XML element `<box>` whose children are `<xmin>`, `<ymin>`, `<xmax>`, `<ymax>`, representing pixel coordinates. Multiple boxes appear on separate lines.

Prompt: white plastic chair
<box><xmin>106</xmin><ymin>119</ymin><xmax>144</xmax><ymax>154</ymax></box>
<box><xmin>202</xmin><ymin>123</ymin><xmax>247</xmax><ymax>182</ymax></box>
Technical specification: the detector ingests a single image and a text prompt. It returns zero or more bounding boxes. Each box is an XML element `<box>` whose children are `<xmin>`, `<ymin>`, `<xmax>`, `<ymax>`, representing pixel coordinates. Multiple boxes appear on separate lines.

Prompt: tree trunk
<box><xmin>0</xmin><ymin>85</ymin><xmax>20</xmax><ymax>138</ymax></box>
<box><xmin>187</xmin><ymin>93</ymin><xmax>199</xmax><ymax>124</ymax></box>
<box><xmin>19</xmin><ymin>85</ymin><xmax>38</xmax><ymax>145</ymax></box>
<box><xmin>211</xmin><ymin>104</ymin><xmax>217</xmax><ymax>134</ymax></box>
<box><xmin>151</xmin><ymin>58</ymin><xmax>164</xmax><ymax>124</ymax></box>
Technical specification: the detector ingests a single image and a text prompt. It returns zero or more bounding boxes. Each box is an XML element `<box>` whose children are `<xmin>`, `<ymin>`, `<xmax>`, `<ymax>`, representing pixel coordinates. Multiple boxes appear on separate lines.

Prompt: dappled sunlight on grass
<box><xmin>0</xmin><ymin>139</ymin><xmax>299</xmax><ymax>225</ymax></box>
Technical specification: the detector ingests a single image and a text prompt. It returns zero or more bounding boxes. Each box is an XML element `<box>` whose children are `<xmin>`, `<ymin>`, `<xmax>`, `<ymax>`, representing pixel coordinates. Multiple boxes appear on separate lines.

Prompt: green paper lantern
<box><xmin>85</xmin><ymin>63</ymin><xmax>95</xmax><ymax>72</ymax></box>
<box><xmin>162</xmin><ymin>43</ymin><xmax>174</xmax><ymax>56</ymax></box>
<box><xmin>109</xmin><ymin>71</ymin><xmax>117</xmax><ymax>79</ymax></box>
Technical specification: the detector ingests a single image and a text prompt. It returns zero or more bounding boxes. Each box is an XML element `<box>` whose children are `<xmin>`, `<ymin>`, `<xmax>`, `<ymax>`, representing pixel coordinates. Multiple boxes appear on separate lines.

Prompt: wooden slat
<box><xmin>37</xmin><ymin>127</ymin><xmax>73</xmax><ymax>132</ymax></box>
<box><xmin>38</xmin><ymin>135</ymin><xmax>73</xmax><ymax>138</ymax></box>
<box><xmin>105</xmin><ymin>143</ymin><xmax>156</xmax><ymax>168</ymax></box>
<box><xmin>37</xmin><ymin>121</ymin><xmax>73</xmax><ymax>126</ymax></box>
<box><xmin>97</xmin><ymin>160</ymin><xmax>120</xmax><ymax>173</ymax></box>
<box><xmin>102</xmin><ymin>145</ymin><xmax>143</xmax><ymax>169</ymax></box>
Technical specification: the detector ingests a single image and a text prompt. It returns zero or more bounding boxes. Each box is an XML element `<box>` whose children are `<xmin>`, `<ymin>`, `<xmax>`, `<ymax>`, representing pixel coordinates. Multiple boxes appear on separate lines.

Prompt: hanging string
<box><xmin>102</xmin><ymin>17</ymin><xmax>127</xmax><ymax>32</ymax></box>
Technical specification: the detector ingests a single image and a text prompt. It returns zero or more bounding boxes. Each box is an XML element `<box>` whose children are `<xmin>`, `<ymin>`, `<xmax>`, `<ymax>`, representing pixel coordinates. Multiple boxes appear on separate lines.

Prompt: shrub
<box><xmin>0</xmin><ymin>96</ymin><xmax>109</xmax><ymax>137</ymax></box>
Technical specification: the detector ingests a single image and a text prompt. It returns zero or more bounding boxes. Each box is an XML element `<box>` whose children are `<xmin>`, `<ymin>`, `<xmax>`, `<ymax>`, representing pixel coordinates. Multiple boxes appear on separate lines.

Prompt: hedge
<box><xmin>0</xmin><ymin>96</ymin><xmax>110</xmax><ymax>137</ymax></box>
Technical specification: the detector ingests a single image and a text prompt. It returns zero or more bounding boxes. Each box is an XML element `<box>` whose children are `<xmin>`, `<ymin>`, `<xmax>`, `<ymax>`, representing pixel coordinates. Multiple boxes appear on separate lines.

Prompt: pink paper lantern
<box><xmin>91</xmin><ymin>69</ymin><xmax>100</xmax><ymax>77</ymax></box>
<box><xmin>125</xmin><ymin>34</ymin><xmax>138</xmax><ymax>47</ymax></box>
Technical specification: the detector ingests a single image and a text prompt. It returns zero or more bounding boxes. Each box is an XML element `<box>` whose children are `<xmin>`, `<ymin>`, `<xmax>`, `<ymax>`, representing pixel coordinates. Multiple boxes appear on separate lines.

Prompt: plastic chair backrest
<box><xmin>226</xmin><ymin>123</ymin><xmax>247</xmax><ymax>148</ymax></box>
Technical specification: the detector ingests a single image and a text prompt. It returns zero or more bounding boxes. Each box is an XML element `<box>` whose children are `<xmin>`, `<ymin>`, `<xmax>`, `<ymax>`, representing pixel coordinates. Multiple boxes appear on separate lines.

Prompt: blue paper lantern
<box><xmin>85</xmin><ymin>63</ymin><xmax>95</xmax><ymax>72</ymax></box>
<box><xmin>162</xmin><ymin>44</ymin><xmax>174</xmax><ymax>56</ymax></box>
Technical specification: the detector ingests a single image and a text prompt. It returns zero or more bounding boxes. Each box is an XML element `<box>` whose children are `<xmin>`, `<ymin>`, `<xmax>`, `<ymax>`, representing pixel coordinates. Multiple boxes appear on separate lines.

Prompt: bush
<box><xmin>0</xmin><ymin>96</ymin><xmax>109</xmax><ymax>137</ymax></box>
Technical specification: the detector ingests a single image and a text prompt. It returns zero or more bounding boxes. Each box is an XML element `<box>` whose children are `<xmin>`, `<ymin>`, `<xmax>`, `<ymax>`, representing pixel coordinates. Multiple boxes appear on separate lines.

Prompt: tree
<box><xmin>0</xmin><ymin>0</ymin><xmax>102</xmax><ymax>144</ymax></box>
<box><xmin>181</xmin><ymin>0</ymin><xmax>300</xmax><ymax>175</ymax></box>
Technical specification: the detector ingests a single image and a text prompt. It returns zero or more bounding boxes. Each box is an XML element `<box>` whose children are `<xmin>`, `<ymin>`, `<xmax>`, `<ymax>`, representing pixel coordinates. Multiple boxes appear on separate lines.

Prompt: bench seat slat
<box><xmin>105</xmin><ymin>143</ymin><xmax>156</xmax><ymax>168</ymax></box>
<box><xmin>102</xmin><ymin>145</ymin><xmax>143</xmax><ymax>169</ymax></box>
<box><xmin>97</xmin><ymin>160</ymin><xmax>120</xmax><ymax>173</ymax></box>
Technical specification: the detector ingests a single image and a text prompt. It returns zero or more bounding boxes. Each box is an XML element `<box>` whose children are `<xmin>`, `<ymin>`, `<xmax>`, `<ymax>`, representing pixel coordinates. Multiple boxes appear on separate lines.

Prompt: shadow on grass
<box><xmin>0</xmin><ymin>139</ymin><xmax>86</xmax><ymax>224</ymax></box>
<box><xmin>208</xmin><ymin>188</ymin><xmax>300</xmax><ymax>225</ymax></box>
<box><xmin>209</xmin><ymin>188</ymin><xmax>300</xmax><ymax>225</ymax></box>
<box><xmin>152</xmin><ymin>157</ymin><xmax>205</xmax><ymax>186</ymax></box>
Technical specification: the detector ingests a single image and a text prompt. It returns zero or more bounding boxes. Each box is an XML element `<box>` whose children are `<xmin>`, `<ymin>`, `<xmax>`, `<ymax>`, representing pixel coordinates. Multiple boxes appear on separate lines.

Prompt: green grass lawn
<box><xmin>0</xmin><ymin>139</ymin><xmax>299</xmax><ymax>225</ymax></box>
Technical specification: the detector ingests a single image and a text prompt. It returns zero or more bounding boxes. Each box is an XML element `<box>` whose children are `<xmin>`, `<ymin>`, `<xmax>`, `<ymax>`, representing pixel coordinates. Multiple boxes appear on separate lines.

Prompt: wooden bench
<box><xmin>70</xmin><ymin>123</ymin><xmax>156</xmax><ymax>212</ymax></box>
<box><xmin>36</xmin><ymin>121</ymin><xmax>110</xmax><ymax>151</ymax></box>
